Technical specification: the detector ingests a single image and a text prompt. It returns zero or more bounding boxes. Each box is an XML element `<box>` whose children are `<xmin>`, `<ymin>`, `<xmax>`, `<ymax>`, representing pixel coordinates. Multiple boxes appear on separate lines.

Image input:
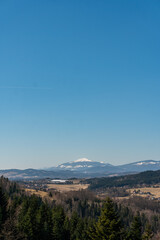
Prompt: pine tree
<box><xmin>88</xmin><ymin>197</ymin><xmax>123</xmax><ymax>240</ymax></box>
<box><xmin>70</xmin><ymin>211</ymin><xmax>79</xmax><ymax>240</ymax></box>
<box><xmin>128</xmin><ymin>212</ymin><xmax>142</xmax><ymax>240</ymax></box>
<box><xmin>52</xmin><ymin>206</ymin><xmax>66</xmax><ymax>240</ymax></box>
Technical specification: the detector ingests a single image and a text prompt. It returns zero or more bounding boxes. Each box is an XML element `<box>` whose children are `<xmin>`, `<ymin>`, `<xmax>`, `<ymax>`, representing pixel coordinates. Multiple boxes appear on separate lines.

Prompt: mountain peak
<box><xmin>73</xmin><ymin>158</ymin><xmax>93</xmax><ymax>163</ymax></box>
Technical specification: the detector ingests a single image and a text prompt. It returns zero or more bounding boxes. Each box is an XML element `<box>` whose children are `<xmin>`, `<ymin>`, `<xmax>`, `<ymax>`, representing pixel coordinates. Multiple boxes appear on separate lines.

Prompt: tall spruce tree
<box><xmin>88</xmin><ymin>197</ymin><xmax>123</xmax><ymax>240</ymax></box>
<box><xmin>52</xmin><ymin>206</ymin><xmax>66</xmax><ymax>240</ymax></box>
<box><xmin>128</xmin><ymin>212</ymin><xmax>142</xmax><ymax>240</ymax></box>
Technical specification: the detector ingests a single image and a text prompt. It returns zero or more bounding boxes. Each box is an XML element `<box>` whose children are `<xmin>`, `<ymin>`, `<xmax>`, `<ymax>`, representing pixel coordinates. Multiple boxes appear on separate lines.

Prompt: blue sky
<box><xmin>0</xmin><ymin>0</ymin><xmax>160</xmax><ymax>169</ymax></box>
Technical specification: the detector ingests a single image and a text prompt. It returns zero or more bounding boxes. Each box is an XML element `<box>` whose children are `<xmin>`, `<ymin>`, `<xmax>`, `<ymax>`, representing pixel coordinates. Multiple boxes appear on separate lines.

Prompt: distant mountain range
<box><xmin>49</xmin><ymin>158</ymin><xmax>160</xmax><ymax>174</ymax></box>
<box><xmin>1</xmin><ymin>158</ymin><xmax>160</xmax><ymax>180</ymax></box>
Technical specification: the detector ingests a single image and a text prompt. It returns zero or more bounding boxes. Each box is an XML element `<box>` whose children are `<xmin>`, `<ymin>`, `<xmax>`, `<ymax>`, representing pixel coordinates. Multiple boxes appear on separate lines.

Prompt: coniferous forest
<box><xmin>1</xmin><ymin>176</ymin><xmax>160</xmax><ymax>239</ymax></box>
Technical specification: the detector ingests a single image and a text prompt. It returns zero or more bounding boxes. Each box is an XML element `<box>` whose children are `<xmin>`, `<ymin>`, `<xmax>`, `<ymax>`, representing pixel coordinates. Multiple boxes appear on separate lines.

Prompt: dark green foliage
<box><xmin>128</xmin><ymin>212</ymin><xmax>142</xmax><ymax>240</ymax></box>
<box><xmin>118</xmin><ymin>204</ymin><xmax>134</xmax><ymax>227</ymax></box>
<box><xmin>88</xmin><ymin>198</ymin><xmax>123</xmax><ymax>240</ymax></box>
<box><xmin>86</xmin><ymin>170</ymin><xmax>160</xmax><ymax>190</ymax></box>
<box><xmin>0</xmin><ymin>187</ymin><xmax>7</xmax><ymax>229</ymax></box>
<box><xmin>18</xmin><ymin>196</ymin><xmax>53</xmax><ymax>240</ymax></box>
<box><xmin>52</xmin><ymin>206</ymin><xmax>66</xmax><ymax>240</ymax></box>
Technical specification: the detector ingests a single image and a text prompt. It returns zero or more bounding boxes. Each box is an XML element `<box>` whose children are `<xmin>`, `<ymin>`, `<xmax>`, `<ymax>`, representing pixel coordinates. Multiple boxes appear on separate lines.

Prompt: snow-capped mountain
<box><xmin>120</xmin><ymin>160</ymin><xmax>160</xmax><ymax>172</ymax></box>
<box><xmin>57</xmin><ymin>158</ymin><xmax>106</xmax><ymax>170</ymax></box>
<box><xmin>48</xmin><ymin>158</ymin><xmax>160</xmax><ymax>175</ymax></box>
<box><xmin>57</xmin><ymin>158</ymin><xmax>97</xmax><ymax>171</ymax></box>
<box><xmin>56</xmin><ymin>158</ymin><xmax>121</xmax><ymax>173</ymax></box>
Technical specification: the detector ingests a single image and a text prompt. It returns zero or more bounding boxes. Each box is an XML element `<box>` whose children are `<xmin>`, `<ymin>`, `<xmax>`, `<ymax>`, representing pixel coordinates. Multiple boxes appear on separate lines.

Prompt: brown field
<box><xmin>47</xmin><ymin>183</ymin><xmax>89</xmax><ymax>192</ymax></box>
<box><xmin>25</xmin><ymin>189</ymin><xmax>48</xmax><ymax>198</ymax></box>
<box><xmin>128</xmin><ymin>187</ymin><xmax>160</xmax><ymax>199</ymax></box>
<box><xmin>24</xmin><ymin>183</ymin><xmax>89</xmax><ymax>199</ymax></box>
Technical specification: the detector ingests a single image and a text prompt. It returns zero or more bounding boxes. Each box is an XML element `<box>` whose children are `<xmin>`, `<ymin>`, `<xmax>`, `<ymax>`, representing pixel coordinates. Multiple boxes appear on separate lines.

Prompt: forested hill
<box><xmin>1</xmin><ymin>175</ymin><xmax>160</xmax><ymax>239</ymax></box>
<box><xmin>85</xmin><ymin>170</ymin><xmax>160</xmax><ymax>190</ymax></box>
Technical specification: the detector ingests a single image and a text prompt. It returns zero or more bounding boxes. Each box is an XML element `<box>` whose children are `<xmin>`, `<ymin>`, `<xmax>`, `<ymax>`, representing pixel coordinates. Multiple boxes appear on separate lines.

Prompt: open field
<box><xmin>128</xmin><ymin>187</ymin><xmax>160</xmax><ymax>199</ymax></box>
<box><xmin>25</xmin><ymin>189</ymin><xmax>49</xmax><ymax>198</ymax></box>
<box><xmin>47</xmin><ymin>183</ymin><xmax>89</xmax><ymax>192</ymax></box>
<box><xmin>24</xmin><ymin>183</ymin><xmax>89</xmax><ymax>199</ymax></box>
<box><xmin>94</xmin><ymin>186</ymin><xmax>160</xmax><ymax>201</ymax></box>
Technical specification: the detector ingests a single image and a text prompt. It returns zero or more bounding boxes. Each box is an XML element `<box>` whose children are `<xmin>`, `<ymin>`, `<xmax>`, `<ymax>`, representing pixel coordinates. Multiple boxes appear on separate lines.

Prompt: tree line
<box><xmin>85</xmin><ymin>170</ymin><xmax>160</xmax><ymax>190</ymax></box>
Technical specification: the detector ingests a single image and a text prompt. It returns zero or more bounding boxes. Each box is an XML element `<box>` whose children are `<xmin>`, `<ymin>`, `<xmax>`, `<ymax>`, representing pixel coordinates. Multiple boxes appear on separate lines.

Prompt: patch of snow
<box><xmin>73</xmin><ymin>158</ymin><xmax>93</xmax><ymax>163</ymax></box>
<box><xmin>73</xmin><ymin>164</ymin><xmax>93</xmax><ymax>168</ymax></box>
<box><xmin>65</xmin><ymin>166</ymin><xmax>73</xmax><ymax>168</ymax></box>
<box><xmin>74</xmin><ymin>165</ymin><xmax>84</xmax><ymax>168</ymax></box>
<box><xmin>60</xmin><ymin>165</ymin><xmax>72</xmax><ymax>169</ymax></box>
<box><xmin>135</xmin><ymin>161</ymin><xmax>157</xmax><ymax>166</ymax></box>
<box><xmin>135</xmin><ymin>162</ymin><xmax>145</xmax><ymax>165</ymax></box>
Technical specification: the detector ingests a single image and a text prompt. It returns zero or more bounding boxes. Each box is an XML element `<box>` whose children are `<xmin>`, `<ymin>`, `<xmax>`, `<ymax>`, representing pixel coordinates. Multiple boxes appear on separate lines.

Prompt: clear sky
<box><xmin>0</xmin><ymin>0</ymin><xmax>160</xmax><ymax>169</ymax></box>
